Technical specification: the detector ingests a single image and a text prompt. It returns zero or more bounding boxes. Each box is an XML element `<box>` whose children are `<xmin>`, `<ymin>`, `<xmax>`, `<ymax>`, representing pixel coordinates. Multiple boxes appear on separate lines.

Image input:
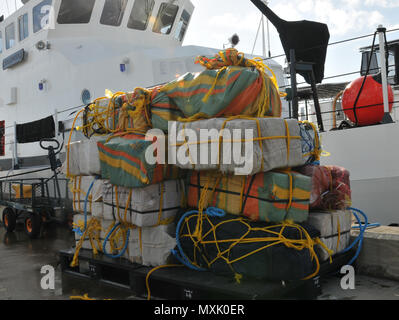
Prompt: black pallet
<box><xmin>59</xmin><ymin>249</ymin><xmax>354</xmax><ymax>300</ymax></box>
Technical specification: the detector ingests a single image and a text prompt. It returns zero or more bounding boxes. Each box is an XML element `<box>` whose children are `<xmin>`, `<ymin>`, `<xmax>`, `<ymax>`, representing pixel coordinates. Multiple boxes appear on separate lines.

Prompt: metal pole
<box><xmin>14</xmin><ymin>121</ymin><xmax>18</xmax><ymax>169</ymax></box>
<box><xmin>54</xmin><ymin>109</ymin><xmax>59</xmax><ymax>138</ymax></box>
<box><xmin>289</xmin><ymin>49</ymin><xmax>299</xmax><ymax>120</ymax></box>
<box><xmin>378</xmin><ymin>25</ymin><xmax>394</xmax><ymax>124</ymax></box>
<box><xmin>261</xmin><ymin>16</ymin><xmax>266</xmax><ymax>57</ymax></box>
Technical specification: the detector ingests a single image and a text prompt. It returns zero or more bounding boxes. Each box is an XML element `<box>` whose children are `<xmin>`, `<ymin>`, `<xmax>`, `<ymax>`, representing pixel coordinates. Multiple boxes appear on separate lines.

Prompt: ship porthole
<box><xmin>81</xmin><ymin>89</ymin><xmax>92</xmax><ymax>105</ymax></box>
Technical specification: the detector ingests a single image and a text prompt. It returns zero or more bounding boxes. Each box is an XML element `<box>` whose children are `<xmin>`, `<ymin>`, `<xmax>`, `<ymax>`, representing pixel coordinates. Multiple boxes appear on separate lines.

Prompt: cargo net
<box><xmin>174</xmin><ymin>173</ymin><xmax>333</xmax><ymax>282</ymax></box>
<box><xmin>175</xmin><ymin>208</ymin><xmax>332</xmax><ymax>282</ymax></box>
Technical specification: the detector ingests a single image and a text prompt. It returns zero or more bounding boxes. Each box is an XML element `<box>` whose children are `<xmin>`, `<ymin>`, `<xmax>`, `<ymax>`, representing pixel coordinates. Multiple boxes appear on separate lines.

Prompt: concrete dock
<box><xmin>0</xmin><ymin>222</ymin><xmax>398</xmax><ymax>300</ymax></box>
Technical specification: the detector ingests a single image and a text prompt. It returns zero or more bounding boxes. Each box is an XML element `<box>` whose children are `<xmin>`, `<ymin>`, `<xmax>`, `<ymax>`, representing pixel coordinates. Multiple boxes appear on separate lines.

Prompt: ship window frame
<box><xmin>100</xmin><ymin>0</ymin><xmax>128</xmax><ymax>27</ymax></box>
<box><xmin>152</xmin><ymin>2</ymin><xmax>179</xmax><ymax>35</ymax></box>
<box><xmin>127</xmin><ymin>0</ymin><xmax>155</xmax><ymax>31</ymax></box>
<box><xmin>5</xmin><ymin>23</ymin><xmax>16</xmax><ymax>50</ymax></box>
<box><xmin>57</xmin><ymin>0</ymin><xmax>96</xmax><ymax>25</ymax></box>
<box><xmin>18</xmin><ymin>13</ymin><xmax>29</xmax><ymax>42</ymax></box>
<box><xmin>33</xmin><ymin>0</ymin><xmax>53</xmax><ymax>33</ymax></box>
<box><xmin>174</xmin><ymin>9</ymin><xmax>190</xmax><ymax>42</ymax></box>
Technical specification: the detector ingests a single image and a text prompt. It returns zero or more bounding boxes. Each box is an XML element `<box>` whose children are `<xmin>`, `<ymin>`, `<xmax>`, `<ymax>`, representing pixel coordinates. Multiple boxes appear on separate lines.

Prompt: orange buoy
<box><xmin>342</xmin><ymin>75</ymin><xmax>394</xmax><ymax>126</ymax></box>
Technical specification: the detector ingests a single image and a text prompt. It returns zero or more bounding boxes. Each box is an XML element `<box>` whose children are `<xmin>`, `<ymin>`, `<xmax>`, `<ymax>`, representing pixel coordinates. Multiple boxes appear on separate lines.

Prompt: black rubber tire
<box><xmin>2</xmin><ymin>208</ymin><xmax>17</xmax><ymax>233</ymax></box>
<box><xmin>24</xmin><ymin>213</ymin><xmax>42</xmax><ymax>239</ymax></box>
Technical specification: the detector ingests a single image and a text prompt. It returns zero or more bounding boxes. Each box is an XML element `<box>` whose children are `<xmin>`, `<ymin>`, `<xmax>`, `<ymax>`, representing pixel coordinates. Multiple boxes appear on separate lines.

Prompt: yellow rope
<box><xmin>146</xmin><ymin>265</ymin><xmax>183</xmax><ymax>300</ymax></box>
<box><xmin>71</xmin><ymin>218</ymin><xmax>103</xmax><ymax>267</ymax></box>
<box><xmin>300</xmin><ymin>120</ymin><xmax>322</xmax><ymax>162</ymax></box>
<box><xmin>70</xmin><ymin>294</ymin><xmax>96</xmax><ymax>301</ymax></box>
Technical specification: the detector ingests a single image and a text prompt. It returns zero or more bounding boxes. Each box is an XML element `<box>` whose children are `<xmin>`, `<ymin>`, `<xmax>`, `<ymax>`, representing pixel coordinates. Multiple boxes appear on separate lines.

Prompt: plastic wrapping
<box><xmin>64</xmin><ymin>135</ymin><xmax>107</xmax><ymax>177</ymax></box>
<box><xmin>128</xmin><ymin>224</ymin><xmax>176</xmax><ymax>267</ymax></box>
<box><xmin>170</xmin><ymin>118</ymin><xmax>305</xmax><ymax>175</ymax></box>
<box><xmin>102</xmin><ymin>180</ymin><xmax>184</xmax><ymax>227</ymax></box>
<box><xmin>297</xmin><ymin>165</ymin><xmax>351</xmax><ymax>210</ymax></box>
<box><xmin>307</xmin><ymin>210</ymin><xmax>352</xmax><ymax>262</ymax></box>
<box><xmin>187</xmin><ymin>170</ymin><xmax>311</xmax><ymax>223</ymax></box>
<box><xmin>70</xmin><ymin>176</ymin><xmax>105</xmax><ymax>218</ymax></box>
<box><xmin>97</xmin><ymin>133</ymin><xmax>182</xmax><ymax>188</ymax></box>
<box><xmin>151</xmin><ymin>49</ymin><xmax>282</xmax><ymax>132</ymax></box>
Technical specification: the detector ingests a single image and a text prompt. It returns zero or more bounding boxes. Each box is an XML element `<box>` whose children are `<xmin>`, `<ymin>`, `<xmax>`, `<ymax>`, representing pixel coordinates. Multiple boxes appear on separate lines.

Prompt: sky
<box><xmin>2</xmin><ymin>0</ymin><xmax>399</xmax><ymax>86</ymax></box>
<box><xmin>183</xmin><ymin>0</ymin><xmax>399</xmax><ymax>86</ymax></box>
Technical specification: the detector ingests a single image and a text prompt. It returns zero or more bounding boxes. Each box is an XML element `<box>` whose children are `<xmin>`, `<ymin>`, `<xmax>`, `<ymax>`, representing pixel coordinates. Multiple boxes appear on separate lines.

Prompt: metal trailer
<box><xmin>0</xmin><ymin>139</ymin><xmax>73</xmax><ymax>238</ymax></box>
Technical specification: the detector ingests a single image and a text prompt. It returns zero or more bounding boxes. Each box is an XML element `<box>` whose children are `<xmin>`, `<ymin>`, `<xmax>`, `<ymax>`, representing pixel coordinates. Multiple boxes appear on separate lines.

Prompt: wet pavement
<box><xmin>0</xmin><ymin>222</ymin><xmax>398</xmax><ymax>300</ymax></box>
<box><xmin>0</xmin><ymin>222</ymin><xmax>134</xmax><ymax>300</ymax></box>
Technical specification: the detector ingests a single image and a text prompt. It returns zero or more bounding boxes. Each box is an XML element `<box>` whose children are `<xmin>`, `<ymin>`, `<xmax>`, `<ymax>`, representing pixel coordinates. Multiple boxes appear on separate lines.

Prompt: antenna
<box><xmin>251</xmin><ymin>0</ymin><xmax>272</xmax><ymax>58</ymax></box>
<box><xmin>5</xmin><ymin>0</ymin><xmax>10</xmax><ymax>16</ymax></box>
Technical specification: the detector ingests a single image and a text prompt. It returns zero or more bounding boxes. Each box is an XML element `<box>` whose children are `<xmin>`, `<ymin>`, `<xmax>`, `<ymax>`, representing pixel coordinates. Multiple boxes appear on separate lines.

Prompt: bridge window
<box><xmin>128</xmin><ymin>0</ymin><xmax>154</xmax><ymax>31</ymax></box>
<box><xmin>174</xmin><ymin>10</ymin><xmax>190</xmax><ymax>41</ymax></box>
<box><xmin>18</xmin><ymin>13</ymin><xmax>29</xmax><ymax>41</ymax></box>
<box><xmin>58</xmin><ymin>0</ymin><xmax>95</xmax><ymax>24</ymax></box>
<box><xmin>5</xmin><ymin>23</ymin><xmax>15</xmax><ymax>50</ymax></box>
<box><xmin>100</xmin><ymin>0</ymin><xmax>128</xmax><ymax>27</ymax></box>
<box><xmin>153</xmin><ymin>3</ymin><xmax>179</xmax><ymax>35</ymax></box>
<box><xmin>33</xmin><ymin>0</ymin><xmax>52</xmax><ymax>33</ymax></box>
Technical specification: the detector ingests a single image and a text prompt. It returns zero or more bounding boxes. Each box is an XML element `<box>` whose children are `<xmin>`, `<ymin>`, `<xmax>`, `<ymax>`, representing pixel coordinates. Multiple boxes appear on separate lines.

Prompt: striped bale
<box><xmin>97</xmin><ymin>133</ymin><xmax>182</xmax><ymax>188</ymax></box>
<box><xmin>187</xmin><ymin>171</ymin><xmax>311</xmax><ymax>223</ymax></box>
<box><xmin>151</xmin><ymin>66</ymin><xmax>282</xmax><ymax>132</ymax></box>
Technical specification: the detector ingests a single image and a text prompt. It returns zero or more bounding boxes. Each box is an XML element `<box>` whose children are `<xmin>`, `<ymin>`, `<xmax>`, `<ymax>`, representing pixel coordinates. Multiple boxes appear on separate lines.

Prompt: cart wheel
<box><xmin>2</xmin><ymin>208</ymin><xmax>17</xmax><ymax>233</ymax></box>
<box><xmin>24</xmin><ymin>214</ymin><xmax>42</xmax><ymax>239</ymax></box>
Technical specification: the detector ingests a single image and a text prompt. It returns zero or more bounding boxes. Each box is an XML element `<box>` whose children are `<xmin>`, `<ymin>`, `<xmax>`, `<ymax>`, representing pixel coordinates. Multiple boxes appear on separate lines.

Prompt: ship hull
<box><xmin>321</xmin><ymin>121</ymin><xmax>399</xmax><ymax>225</ymax></box>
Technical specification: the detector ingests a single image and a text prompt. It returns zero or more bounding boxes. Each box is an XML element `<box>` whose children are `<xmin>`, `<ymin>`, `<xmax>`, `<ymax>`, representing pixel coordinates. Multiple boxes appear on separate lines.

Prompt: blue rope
<box><xmin>73</xmin><ymin>176</ymin><xmax>99</xmax><ymax>237</ymax></box>
<box><xmin>172</xmin><ymin>207</ymin><xmax>226</xmax><ymax>271</ymax></box>
<box><xmin>102</xmin><ymin>222</ymin><xmax>130</xmax><ymax>259</ymax></box>
<box><xmin>83</xmin><ymin>176</ymin><xmax>99</xmax><ymax>231</ymax></box>
<box><xmin>341</xmin><ymin>207</ymin><xmax>369</xmax><ymax>266</ymax></box>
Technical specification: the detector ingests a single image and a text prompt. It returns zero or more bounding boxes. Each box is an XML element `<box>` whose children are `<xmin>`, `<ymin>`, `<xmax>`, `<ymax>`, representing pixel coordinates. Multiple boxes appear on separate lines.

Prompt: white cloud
<box><xmin>269</xmin><ymin>0</ymin><xmax>385</xmax><ymax>36</ymax></box>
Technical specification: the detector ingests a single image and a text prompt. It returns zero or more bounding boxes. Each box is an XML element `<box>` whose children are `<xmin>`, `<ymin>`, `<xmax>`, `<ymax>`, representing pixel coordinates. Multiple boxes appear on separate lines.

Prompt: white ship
<box><xmin>300</xmin><ymin>38</ymin><xmax>399</xmax><ymax>226</ymax></box>
<box><xmin>0</xmin><ymin>0</ymin><xmax>397</xmax><ymax>227</ymax></box>
<box><xmin>0</xmin><ymin>0</ymin><xmax>288</xmax><ymax>173</ymax></box>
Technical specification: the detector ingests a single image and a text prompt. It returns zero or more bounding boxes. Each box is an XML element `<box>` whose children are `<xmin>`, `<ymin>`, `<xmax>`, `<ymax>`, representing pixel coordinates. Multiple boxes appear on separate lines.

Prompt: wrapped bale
<box><xmin>297</xmin><ymin>165</ymin><xmax>351</xmax><ymax>210</ymax></box>
<box><xmin>175</xmin><ymin>210</ymin><xmax>321</xmax><ymax>281</ymax></box>
<box><xmin>64</xmin><ymin>135</ymin><xmax>111</xmax><ymax>177</ymax></box>
<box><xmin>187</xmin><ymin>171</ymin><xmax>311</xmax><ymax>223</ymax></box>
<box><xmin>82</xmin><ymin>89</ymin><xmax>152</xmax><ymax>137</ymax></box>
<box><xmin>169</xmin><ymin>118</ymin><xmax>306</xmax><ymax>175</ymax></box>
<box><xmin>102</xmin><ymin>180</ymin><xmax>184</xmax><ymax>227</ymax></box>
<box><xmin>97</xmin><ymin>133</ymin><xmax>183</xmax><ymax>188</ymax></box>
<box><xmin>299</xmin><ymin>121</ymin><xmax>322</xmax><ymax>165</ymax></box>
<box><xmin>128</xmin><ymin>224</ymin><xmax>176</xmax><ymax>267</ymax></box>
<box><xmin>307</xmin><ymin>210</ymin><xmax>352</xmax><ymax>262</ymax></box>
<box><xmin>151</xmin><ymin>49</ymin><xmax>282</xmax><ymax>132</ymax></box>
<box><xmin>70</xmin><ymin>176</ymin><xmax>105</xmax><ymax>218</ymax></box>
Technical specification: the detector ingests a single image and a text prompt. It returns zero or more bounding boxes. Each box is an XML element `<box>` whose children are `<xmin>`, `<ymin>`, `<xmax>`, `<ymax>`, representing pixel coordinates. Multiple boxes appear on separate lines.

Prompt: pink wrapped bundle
<box><xmin>297</xmin><ymin>165</ymin><xmax>351</xmax><ymax>210</ymax></box>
